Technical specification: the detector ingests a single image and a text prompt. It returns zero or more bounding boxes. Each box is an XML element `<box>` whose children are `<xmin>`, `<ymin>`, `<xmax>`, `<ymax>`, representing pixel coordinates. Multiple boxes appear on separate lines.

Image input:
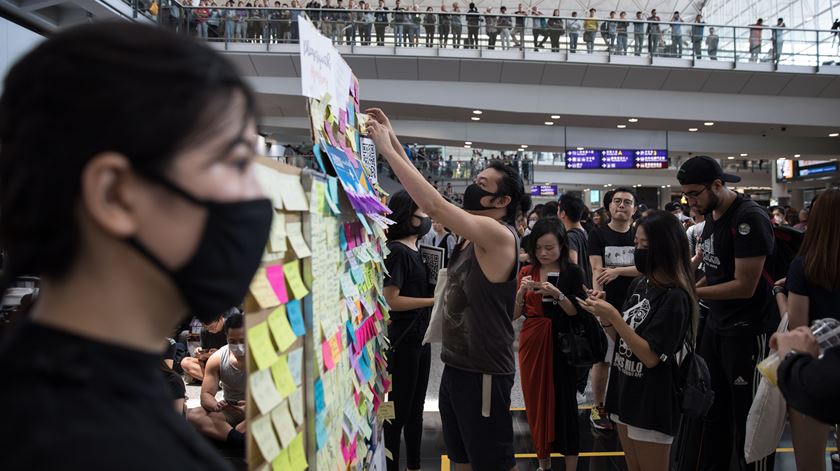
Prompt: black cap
<box><xmin>664</xmin><ymin>201</ymin><xmax>680</xmax><ymax>212</ymax></box>
<box><xmin>677</xmin><ymin>155</ymin><xmax>741</xmax><ymax>185</ymax></box>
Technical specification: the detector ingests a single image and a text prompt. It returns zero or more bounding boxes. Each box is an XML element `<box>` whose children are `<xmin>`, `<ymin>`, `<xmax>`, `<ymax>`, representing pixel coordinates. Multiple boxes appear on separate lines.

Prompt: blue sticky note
<box><xmin>313</xmin><ymin>143</ymin><xmax>326</xmax><ymax>173</ymax></box>
<box><xmin>314</xmin><ymin>378</ymin><xmax>325</xmax><ymax>413</ymax></box>
<box><xmin>348</xmin><ymin>102</ymin><xmax>355</xmax><ymax>127</ymax></box>
<box><xmin>303</xmin><ymin>295</ymin><xmax>313</xmax><ymax>319</ymax></box>
<box><xmin>315</xmin><ymin>410</ymin><xmax>328</xmax><ymax>450</ymax></box>
<box><xmin>345</xmin><ymin>320</ymin><xmax>356</xmax><ymax>346</ymax></box>
<box><xmin>339</xmin><ymin>224</ymin><xmax>348</xmax><ymax>251</ymax></box>
<box><xmin>356</xmin><ymin>212</ymin><xmax>373</xmax><ymax>235</ymax></box>
<box><xmin>286</xmin><ymin>299</ymin><xmax>305</xmax><ymax>337</ymax></box>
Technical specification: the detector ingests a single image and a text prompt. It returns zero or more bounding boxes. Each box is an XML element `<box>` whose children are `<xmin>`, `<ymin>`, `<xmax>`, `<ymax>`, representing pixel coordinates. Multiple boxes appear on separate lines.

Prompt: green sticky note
<box><xmin>267</xmin><ymin>305</ymin><xmax>297</xmax><ymax>352</ymax></box>
<box><xmin>247</xmin><ymin>322</ymin><xmax>279</xmax><ymax>371</ymax></box>
<box><xmin>271</xmin><ymin>447</ymin><xmax>291</xmax><ymax>471</ymax></box>
<box><xmin>270</xmin><ymin>355</ymin><xmax>297</xmax><ymax>399</ymax></box>
<box><xmin>289</xmin><ymin>432</ymin><xmax>308</xmax><ymax>471</ymax></box>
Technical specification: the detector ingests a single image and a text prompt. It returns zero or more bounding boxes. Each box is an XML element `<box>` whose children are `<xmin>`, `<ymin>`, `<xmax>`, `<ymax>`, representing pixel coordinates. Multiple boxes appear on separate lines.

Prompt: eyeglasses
<box><xmin>682</xmin><ymin>185</ymin><xmax>711</xmax><ymax>199</ymax></box>
<box><xmin>611</xmin><ymin>198</ymin><xmax>635</xmax><ymax>207</ymax></box>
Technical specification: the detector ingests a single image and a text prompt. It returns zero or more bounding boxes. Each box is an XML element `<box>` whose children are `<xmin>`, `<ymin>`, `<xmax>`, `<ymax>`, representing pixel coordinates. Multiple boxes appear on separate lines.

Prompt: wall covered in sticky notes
<box><xmin>245</xmin><ymin>141</ymin><xmax>391</xmax><ymax>471</ymax></box>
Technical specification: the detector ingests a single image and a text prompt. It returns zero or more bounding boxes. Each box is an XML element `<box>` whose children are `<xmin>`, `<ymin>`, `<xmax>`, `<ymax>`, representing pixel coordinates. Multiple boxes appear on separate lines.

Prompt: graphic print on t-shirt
<box><xmin>605</xmin><ymin>246</ymin><xmax>634</xmax><ymax>267</ymax></box>
<box><xmin>615</xmin><ymin>296</ymin><xmax>650</xmax><ymax>378</ymax></box>
<box><xmin>700</xmin><ymin>234</ymin><xmax>721</xmax><ymax>272</ymax></box>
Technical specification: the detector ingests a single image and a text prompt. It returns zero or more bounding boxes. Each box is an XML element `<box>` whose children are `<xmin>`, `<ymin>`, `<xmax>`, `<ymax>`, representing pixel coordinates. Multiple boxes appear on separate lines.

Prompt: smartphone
<box><xmin>543</xmin><ymin>272</ymin><xmax>560</xmax><ymax>302</ymax></box>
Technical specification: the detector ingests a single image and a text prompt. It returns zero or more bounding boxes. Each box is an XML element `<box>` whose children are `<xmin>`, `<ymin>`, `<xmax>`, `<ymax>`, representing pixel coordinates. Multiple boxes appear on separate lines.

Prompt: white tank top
<box><xmin>218</xmin><ymin>345</ymin><xmax>246</xmax><ymax>403</ymax></box>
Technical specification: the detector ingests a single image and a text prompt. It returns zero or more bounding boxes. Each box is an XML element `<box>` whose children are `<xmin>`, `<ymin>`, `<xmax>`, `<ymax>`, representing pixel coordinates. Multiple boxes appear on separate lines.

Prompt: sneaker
<box><xmin>830</xmin><ymin>453</ymin><xmax>839</xmax><ymax>471</ymax></box>
<box><xmin>590</xmin><ymin>405</ymin><xmax>614</xmax><ymax>432</ymax></box>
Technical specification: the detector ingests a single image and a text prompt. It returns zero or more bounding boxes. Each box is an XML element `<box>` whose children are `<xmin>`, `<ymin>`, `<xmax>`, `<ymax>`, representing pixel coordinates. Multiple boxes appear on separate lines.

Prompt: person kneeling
<box><xmin>187</xmin><ymin>313</ymin><xmax>247</xmax><ymax>448</ymax></box>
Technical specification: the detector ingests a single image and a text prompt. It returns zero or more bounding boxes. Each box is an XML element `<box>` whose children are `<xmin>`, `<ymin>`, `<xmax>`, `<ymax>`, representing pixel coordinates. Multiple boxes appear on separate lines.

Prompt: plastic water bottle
<box><xmin>758</xmin><ymin>317</ymin><xmax>840</xmax><ymax>386</ymax></box>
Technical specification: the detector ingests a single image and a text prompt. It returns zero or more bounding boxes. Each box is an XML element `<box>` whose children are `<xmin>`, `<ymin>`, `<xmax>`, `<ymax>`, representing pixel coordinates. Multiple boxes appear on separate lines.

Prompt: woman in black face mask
<box><xmin>382</xmin><ymin>189</ymin><xmax>435</xmax><ymax>471</ymax></box>
<box><xmin>578</xmin><ymin>211</ymin><xmax>697</xmax><ymax>471</ymax></box>
<box><xmin>0</xmin><ymin>23</ymin><xmax>270</xmax><ymax>469</ymax></box>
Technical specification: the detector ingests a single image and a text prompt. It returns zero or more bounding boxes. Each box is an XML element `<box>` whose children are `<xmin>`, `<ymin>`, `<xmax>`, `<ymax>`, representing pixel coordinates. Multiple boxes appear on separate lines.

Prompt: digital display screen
<box><xmin>530</xmin><ymin>184</ymin><xmax>558</xmax><ymax>196</ymax></box>
<box><xmin>565</xmin><ymin>149</ymin><xmax>669</xmax><ymax>169</ymax></box>
<box><xmin>798</xmin><ymin>162</ymin><xmax>838</xmax><ymax>177</ymax></box>
<box><xmin>565</xmin><ymin>149</ymin><xmax>600</xmax><ymax>169</ymax></box>
<box><xmin>776</xmin><ymin>158</ymin><xmax>795</xmax><ymax>181</ymax></box>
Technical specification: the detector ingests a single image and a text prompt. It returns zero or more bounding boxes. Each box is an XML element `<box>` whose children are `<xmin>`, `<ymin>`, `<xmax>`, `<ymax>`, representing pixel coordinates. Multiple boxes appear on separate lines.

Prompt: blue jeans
<box><xmin>394</xmin><ymin>24</ymin><xmax>404</xmax><ymax>46</ymax></box>
<box><xmin>569</xmin><ymin>32</ymin><xmax>578</xmax><ymax>52</ymax></box>
<box><xmin>617</xmin><ymin>33</ymin><xmax>627</xmax><ymax>54</ymax></box>
<box><xmin>225</xmin><ymin>19</ymin><xmax>235</xmax><ymax>42</ymax></box>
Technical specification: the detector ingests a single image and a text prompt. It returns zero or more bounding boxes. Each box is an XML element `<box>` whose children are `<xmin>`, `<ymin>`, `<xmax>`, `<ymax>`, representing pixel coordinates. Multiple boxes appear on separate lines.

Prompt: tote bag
<box><xmin>422</xmin><ymin>268</ymin><xmax>447</xmax><ymax>345</ymax></box>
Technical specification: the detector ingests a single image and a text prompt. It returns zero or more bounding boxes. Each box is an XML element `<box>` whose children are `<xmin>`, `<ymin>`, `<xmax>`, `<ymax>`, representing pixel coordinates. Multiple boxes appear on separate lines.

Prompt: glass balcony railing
<box><xmin>159</xmin><ymin>4</ymin><xmax>840</xmax><ymax>68</ymax></box>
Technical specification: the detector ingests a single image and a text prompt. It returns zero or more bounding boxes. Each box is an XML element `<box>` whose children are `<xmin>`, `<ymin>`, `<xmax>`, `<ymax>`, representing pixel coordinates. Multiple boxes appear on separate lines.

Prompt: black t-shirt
<box><xmin>199</xmin><ymin>307</ymin><xmax>239</xmax><ymax>350</ymax></box>
<box><xmin>786</xmin><ymin>256</ymin><xmax>840</xmax><ymax>323</ymax></box>
<box><xmin>699</xmin><ymin>195</ymin><xmax>774</xmax><ymax>334</ymax></box>
<box><xmin>385</xmin><ymin>241</ymin><xmax>431</xmax><ymax>325</ymax></box>
<box><xmin>778</xmin><ymin>346</ymin><xmax>840</xmax><ymax>425</ymax></box>
<box><xmin>0</xmin><ymin>322</ymin><xmax>230</xmax><ymax>470</ymax></box>
<box><xmin>605</xmin><ymin>280</ymin><xmax>690</xmax><ymax>436</ymax></box>
<box><xmin>588</xmin><ymin>224</ymin><xmax>636</xmax><ymax>310</ymax></box>
<box><xmin>566</xmin><ymin>227</ymin><xmax>592</xmax><ymax>289</ymax></box>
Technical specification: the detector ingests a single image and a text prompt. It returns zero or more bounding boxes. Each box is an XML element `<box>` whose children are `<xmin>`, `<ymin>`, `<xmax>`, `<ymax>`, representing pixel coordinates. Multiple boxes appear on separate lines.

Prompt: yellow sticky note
<box><xmin>249</xmin><ymin>368</ymin><xmax>283</xmax><ymax>415</ymax></box>
<box><xmin>288</xmin><ymin>432</ymin><xmax>308</xmax><ymax>471</ymax></box>
<box><xmin>247</xmin><ymin>322</ymin><xmax>279</xmax><ymax>371</ymax></box>
<box><xmin>347</xmin><ymin>128</ymin><xmax>358</xmax><ymax>152</ymax></box>
<box><xmin>250</xmin><ymin>414</ymin><xmax>281</xmax><ymax>462</ymax></box>
<box><xmin>271</xmin><ymin>447</ymin><xmax>291</xmax><ymax>471</ymax></box>
<box><xmin>267</xmin><ymin>306</ymin><xmax>297</xmax><ymax>352</ymax></box>
<box><xmin>286</xmin><ymin>222</ymin><xmax>312</xmax><ymax>259</ymax></box>
<box><xmin>250</xmin><ymin>268</ymin><xmax>280</xmax><ymax>309</ymax></box>
<box><xmin>284</xmin><ymin>260</ymin><xmax>310</xmax><ymax>300</ymax></box>
<box><xmin>269</xmin><ymin>210</ymin><xmax>287</xmax><ymax>253</ymax></box>
<box><xmin>270</xmin><ymin>355</ymin><xmax>297</xmax><ymax>399</ymax></box>
<box><xmin>270</xmin><ymin>401</ymin><xmax>297</xmax><ymax>448</ymax></box>
<box><xmin>277</xmin><ymin>173</ymin><xmax>309</xmax><ymax>212</ymax></box>
<box><xmin>378</xmin><ymin>401</ymin><xmax>395</xmax><ymax>421</ymax></box>
<box><xmin>328</xmin><ymin>335</ymin><xmax>341</xmax><ymax>364</ymax></box>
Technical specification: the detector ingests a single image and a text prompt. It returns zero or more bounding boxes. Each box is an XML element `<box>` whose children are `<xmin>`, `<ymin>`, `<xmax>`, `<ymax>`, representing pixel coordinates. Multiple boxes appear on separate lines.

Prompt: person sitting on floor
<box><xmin>178</xmin><ymin>306</ymin><xmax>240</xmax><ymax>382</ymax></box>
<box><xmin>187</xmin><ymin>313</ymin><xmax>247</xmax><ymax>448</ymax></box>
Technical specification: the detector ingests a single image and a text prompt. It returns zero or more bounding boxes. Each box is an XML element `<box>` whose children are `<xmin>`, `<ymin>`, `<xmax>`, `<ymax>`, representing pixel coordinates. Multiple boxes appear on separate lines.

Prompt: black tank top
<box><xmin>440</xmin><ymin>223</ymin><xmax>519</xmax><ymax>375</ymax></box>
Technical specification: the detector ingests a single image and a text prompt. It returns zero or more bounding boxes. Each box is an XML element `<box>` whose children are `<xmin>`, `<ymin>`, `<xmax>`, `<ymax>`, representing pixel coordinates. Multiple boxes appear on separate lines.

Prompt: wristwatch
<box><xmin>553</xmin><ymin>291</ymin><xmax>566</xmax><ymax>304</ymax></box>
<box><xmin>772</xmin><ymin>286</ymin><xmax>787</xmax><ymax>297</ymax></box>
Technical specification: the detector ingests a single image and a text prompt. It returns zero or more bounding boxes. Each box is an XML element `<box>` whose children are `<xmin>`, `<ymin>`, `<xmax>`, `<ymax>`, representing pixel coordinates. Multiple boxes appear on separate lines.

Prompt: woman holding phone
<box><xmin>513</xmin><ymin>217</ymin><xmax>586</xmax><ymax>471</ymax></box>
<box><xmin>577</xmin><ymin>211</ymin><xmax>696</xmax><ymax>471</ymax></box>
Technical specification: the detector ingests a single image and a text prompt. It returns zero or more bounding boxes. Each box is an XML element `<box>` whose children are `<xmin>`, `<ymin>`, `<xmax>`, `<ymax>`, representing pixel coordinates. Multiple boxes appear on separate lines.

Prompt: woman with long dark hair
<box><xmin>578</xmin><ymin>211</ymin><xmax>697</xmax><ymax>471</ymax></box>
<box><xmin>382</xmin><ymin>189</ymin><xmax>435</xmax><ymax>471</ymax></box>
<box><xmin>773</xmin><ymin>189</ymin><xmax>840</xmax><ymax>471</ymax></box>
<box><xmin>0</xmin><ymin>23</ymin><xmax>270</xmax><ymax>468</ymax></box>
<box><xmin>514</xmin><ymin>218</ymin><xmax>586</xmax><ymax>471</ymax></box>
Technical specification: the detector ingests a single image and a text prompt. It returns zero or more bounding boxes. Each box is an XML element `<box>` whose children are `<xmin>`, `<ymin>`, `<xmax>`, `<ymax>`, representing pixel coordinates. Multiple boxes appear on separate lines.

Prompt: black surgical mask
<box><xmin>415</xmin><ymin>216</ymin><xmax>432</xmax><ymax>236</ymax></box>
<box><xmin>633</xmin><ymin>248</ymin><xmax>649</xmax><ymax>275</ymax></box>
<box><xmin>462</xmin><ymin>183</ymin><xmax>500</xmax><ymax>211</ymax></box>
<box><xmin>129</xmin><ymin>176</ymin><xmax>273</xmax><ymax>324</ymax></box>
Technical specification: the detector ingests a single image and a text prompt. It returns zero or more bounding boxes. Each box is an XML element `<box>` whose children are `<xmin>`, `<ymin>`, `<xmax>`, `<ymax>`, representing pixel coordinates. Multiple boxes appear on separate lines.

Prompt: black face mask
<box><xmin>415</xmin><ymin>216</ymin><xmax>432</xmax><ymax>236</ymax></box>
<box><xmin>633</xmin><ymin>247</ymin><xmax>649</xmax><ymax>275</ymax></box>
<box><xmin>129</xmin><ymin>176</ymin><xmax>273</xmax><ymax>324</ymax></box>
<box><xmin>462</xmin><ymin>183</ymin><xmax>501</xmax><ymax>211</ymax></box>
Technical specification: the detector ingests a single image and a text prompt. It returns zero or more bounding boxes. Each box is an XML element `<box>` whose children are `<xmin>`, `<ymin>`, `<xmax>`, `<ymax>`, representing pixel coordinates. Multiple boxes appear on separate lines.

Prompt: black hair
<box><xmin>386</xmin><ymin>189</ymin><xmax>421</xmax><ymax>241</ymax></box>
<box><xmin>530</xmin><ymin>204</ymin><xmax>545</xmax><ymax>219</ymax></box>
<box><xmin>558</xmin><ymin>194</ymin><xmax>585</xmax><ymax>222</ymax></box>
<box><xmin>540</xmin><ymin>201</ymin><xmax>559</xmax><ymax>219</ymax></box>
<box><xmin>224</xmin><ymin>313</ymin><xmax>245</xmax><ymax>334</ymax></box>
<box><xmin>637</xmin><ymin>211</ymin><xmax>699</xmax><ymax>341</ymax></box>
<box><xmin>0</xmin><ymin>23</ymin><xmax>256</xmax><ymax>292</ymax></box>
<box><xmin>602</xmin><ymin>190</ymin><xmax>615</xmax><ymax>213</ymax></box>
<box><xmin>525</xmin><ymin>217</ymin><xmax>570</xmax><ymax>272</ymax></box>
<box><xmin>486</xmin><ymin>160</ymin><xmax>530</xmax><ymax>226</ymax></box>
<box><xmin>609</xmin><ymin>187</ymin><xmax>638</xmax><ymax>206</ymax></box>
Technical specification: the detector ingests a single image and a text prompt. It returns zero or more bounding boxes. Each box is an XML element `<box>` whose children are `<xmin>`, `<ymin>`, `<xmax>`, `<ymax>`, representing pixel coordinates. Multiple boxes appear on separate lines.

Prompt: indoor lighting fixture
<box><xmin>521</xmin><ymin>145</ymin><xmax>529</xmax><ymax>148</ymax></box>
<box><xmin>473</xmin><ymin>110</ymin><xmax>483</xmax><ymax>115</ymax></box>
<box><xmin>551</xmin><ymin>115</ymin><xmax>561</xmax><ymax>119</ymax></box>
<box><xmin>576</xmin><ymin>147</ymin><xmax>584</xmax><ymax>150</ymax></box>
<box><xmin>661</xmin><ymin>185</ymin><xmax>666</xmax><ymax>188</ymax></box>
<box><xmin>688</xmin><ymin>128</ymin><xmax>698</xmax><ymax>132</ymax></box>
<box><xmin>471</xmin><ymin>117</ymin><xmax>481</xmax><ymax>121</ymax></box>
<box><xmin>464</xmin><ymin>145</ymin><xmax>471</xmax><ymax>148</ymax></box>
<box><xmin>830</xmin><ymin>132</ymin><xmax>839</xmax><ymax>137</ymax></box>
<box><xmin>617</xmin><ymin>124</ymin><xmax>627</xmax><ymax>129</ymax></box>
<box><xmin>465</xmin><ymin>141</ymin><xmax>472</xmax><ymax>145</ymax></box>
<box><xmin>794</xmin><ymin>154</ymin><xmax>801</xmax><ymax>158</ymax></box>
<box><xmin>628</xmin><ymin>118</ymin><xmax>639</xmax><ymax>123</ymax></box>
<box><xmin>544</xmin><ymin>121</ymin><xmax>554</xmax><ymax>125</ymax></box>
<box><xmin>704</xmin><ymin>122</ymin><xmax>715</xmax><ymax>126</ymax></box>
<box><xmin>740</xmin><ymin>153</ymin><xmax>748</xmax><ymax>156</ymax></box>
<box><xmin>727</xmin><ymin>156</ymin><xmax>735</xmax><ymax>160</ymax></box>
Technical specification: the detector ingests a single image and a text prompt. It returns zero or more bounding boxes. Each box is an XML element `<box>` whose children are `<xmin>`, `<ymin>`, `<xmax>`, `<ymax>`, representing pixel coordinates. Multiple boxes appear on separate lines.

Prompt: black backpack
<box><xmin>672</xmin><ymin>320</ymin><xmax>715</xmax><ymax>419</ymax></box>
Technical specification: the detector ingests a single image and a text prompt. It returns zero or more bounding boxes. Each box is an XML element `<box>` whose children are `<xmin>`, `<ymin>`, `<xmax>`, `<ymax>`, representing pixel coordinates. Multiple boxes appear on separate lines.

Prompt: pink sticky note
<box><xmin>354</xmin><ymin>391</ymin><xmax>360</xmax><ymax>406</ymax></box>
<box><xmin>322</xmin><ymin>340</ymin><xmax>335</xmax><ymax>370</ymax></box>
<box><xmin>374</xmin><ymin>306</ymin><xmax>383</xmax><ymax>321</ymax></box>
<box><xmin>265</xmin><ymin>265</ymin><xmax>289</xmax><ymax>304</ymax></box>
<box><xmin>335</xmin><ymin>332</ymin><xmax>343</xmax><ymax>357</ymax></box>
<box><xmin>325</xmin><ymin>122</ymin><xmax>338</xmax><ymax>147</ymax></box>
<box><xmin>339</xmin><ymin>111</ymin><xmax>347</xmax><ymax>134</ymax></box>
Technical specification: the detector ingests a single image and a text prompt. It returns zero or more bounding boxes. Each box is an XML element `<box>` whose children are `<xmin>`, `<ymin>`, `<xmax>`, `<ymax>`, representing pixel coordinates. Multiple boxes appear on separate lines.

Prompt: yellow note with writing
<box><xmin>247</xmin><ymin>322</ymin><xmax>279</xmax><ymax>371</ymax></box>
<box><xmin>286</xmin><ymin>222</ymin><xmax>312</xmax><ymax>258</ymax></box>
<box><xmin>250</xmin><ymin>268</ymin><xmax>280</xmax><ymax>309</ymax></box>
<box><xmin>270</xmin><ymin>400</ymin><xmax>297</xmax><ymax>448</ymax></box>
<box><xmin>288</xmin><ymin>432</ymin><xmax>308</xmax><ymax>471</ymax></box>
<box><xmin>284</xmin><ymin>260</ymin><xmax>310</xmax><ymax>300</ymax></box>
<box><xmin>288</xmin><ymin>386</ymin><xmax>305</xmax><ymax>425</ymax></box>
<box><xmin>269</xmin><ymin>210</ymin><xmax>287</xmax><ymax>253</ymax></box>
<box><xmin>378</xmin><ymin>401</ymin><xmax>396</xmax><ymax>421</ymax></box>
<box><xmin>270</xmin><ymin>355</ymin><xmax>297</xmax><ymax>399</ymax></box>
<box><xmin>250</xmin><ymin>414</ymin><xmax>281</xmax><ymax>462</ymax></box>
<box><xmin>267</xmin><ymin>305</ymin><xmax>297</xmax><ymax>352</ymax></box>
<box><xmin>249</xmin><ymin>368</ymin><xmax>283</xmax><ymax>415</ymax></box>
<box><xmin>271</xmin><ymin>447</ymin><xmax>291</xmax><ymax>471</ymax></box>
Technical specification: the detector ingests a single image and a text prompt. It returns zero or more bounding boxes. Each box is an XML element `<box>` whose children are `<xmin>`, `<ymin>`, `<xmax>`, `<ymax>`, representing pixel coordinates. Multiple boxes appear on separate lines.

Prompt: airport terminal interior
<box><xmin>1</xmin><ymin>0</ymin><xmax>840</xmax><ymax>469</ymax></box>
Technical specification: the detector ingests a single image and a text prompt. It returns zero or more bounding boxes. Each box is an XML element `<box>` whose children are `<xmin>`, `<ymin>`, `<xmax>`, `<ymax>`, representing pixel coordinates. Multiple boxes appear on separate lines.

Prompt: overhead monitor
<box><xmin>530</xmin><ymin>184</ymin><xmax>558</xmax><ymax>197</ymax></box>
<box><xmin>565</xmin><ymin>149</ymin><xmax>669</xmax><ymax>169</ymax></box>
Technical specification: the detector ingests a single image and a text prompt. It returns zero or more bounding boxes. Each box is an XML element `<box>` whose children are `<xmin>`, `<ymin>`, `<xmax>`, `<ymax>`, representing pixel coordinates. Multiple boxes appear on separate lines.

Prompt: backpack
<box><xmin>672</xmin><ymin>310</ymin><xmax>715</xmax><ymax>419</ymax></box>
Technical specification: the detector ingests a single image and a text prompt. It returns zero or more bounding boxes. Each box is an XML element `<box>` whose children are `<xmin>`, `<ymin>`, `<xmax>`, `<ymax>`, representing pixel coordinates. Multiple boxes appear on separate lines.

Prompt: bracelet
<box><xmin>600</xmin><ymin>323</ymin><xmax>613</xmax><ymax>328</ymax></box>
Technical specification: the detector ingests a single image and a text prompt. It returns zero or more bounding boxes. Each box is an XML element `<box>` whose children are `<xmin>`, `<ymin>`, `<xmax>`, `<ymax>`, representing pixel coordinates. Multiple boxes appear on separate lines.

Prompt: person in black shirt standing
<box><xmin>373</xmin><ymin>0</ymin><xmax>388</xmax><ymax>46</ymax></box>
<box><xmin>383</xmin><ymin>190</ymin><xmax>435</xmax><ymax>471</ymax></box>
<box><xmin>579</xmin><ymin>210</ymin><xmax>695</xmax><ymax>471</ymax></box>
<box><xmin>587</xmin><ymin>187</ymin><xmax>640</xmax><ymax>432</ymax></box>
<box><xmin>677</xmin><ymin>156</ymin><xmax>775</xmax><ymax>471</ymax></box>
<box><xmin>0</xmin><ymin>23</ymin><xmax>273</xmax><ymax>471</ymax></box>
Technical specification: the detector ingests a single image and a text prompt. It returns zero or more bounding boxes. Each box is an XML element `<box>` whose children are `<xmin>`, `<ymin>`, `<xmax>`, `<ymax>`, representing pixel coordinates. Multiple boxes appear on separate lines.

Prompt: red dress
<box><xmin>517</xmin><ymin>265</ymin><xmax>555</xmax><ymax>459</ymax></box>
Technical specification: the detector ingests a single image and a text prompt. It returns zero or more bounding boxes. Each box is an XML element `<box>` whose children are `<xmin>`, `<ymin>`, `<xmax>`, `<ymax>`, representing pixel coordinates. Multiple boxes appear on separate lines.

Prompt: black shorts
<box><xmin>439</xmin><ymin>365</ymin><xmax>515</xmax><ymax>470</ymax></box>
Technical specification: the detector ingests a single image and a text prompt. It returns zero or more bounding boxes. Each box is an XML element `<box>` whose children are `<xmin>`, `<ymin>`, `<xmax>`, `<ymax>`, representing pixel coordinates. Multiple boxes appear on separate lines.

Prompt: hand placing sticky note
<box><xmin>267</xmin><ymin>306</ymin><xmax>297</xmax><ymax>352</ymax></box>
<box><xmin>265</xmin><ymin>264</ymin><xmax>289</xmax><ymax>304</ymax></box>
<box><xmin>270</xmin><ymin>401</ymin><xmax>297</xmax><ymax>448</ymax></box>
<box><xmin>249</xmin><ymin>368</ymin><xmax>283</xmax><ymax>415</ymax></box>
<box><xmin>250</xmin><ymin>414</ymin><xmax>281</xmax><ymax>462</ymax></box>
<box><xmin>284</xmin><ymin>261</ymin><xmax>310</xmax><ymax>300</ymax></box>
<box><xmin>271</xmin><ymin>355</ymin><xmax>297</xmax><ymax>399</ymax></box>
<box><xmin>286</xmin><ymin>299</ymin><xmax>305</xmax><ymax>336</ymax></box>
<box><xmin>247</xmin><ymin>322</ymin><xmax>279</xmax><ymax>371</ymax></box>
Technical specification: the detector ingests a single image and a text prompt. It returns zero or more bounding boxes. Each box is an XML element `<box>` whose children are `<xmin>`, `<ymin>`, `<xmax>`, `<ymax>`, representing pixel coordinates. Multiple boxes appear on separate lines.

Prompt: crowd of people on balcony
<box><xmin>161</xmin><ymin>0</ymin><xmax>790</xmax><ymax>62</ymax></box>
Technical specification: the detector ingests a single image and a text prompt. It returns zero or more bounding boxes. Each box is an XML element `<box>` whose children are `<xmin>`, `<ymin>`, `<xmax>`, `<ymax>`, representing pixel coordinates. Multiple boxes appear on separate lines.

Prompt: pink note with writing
<box><xmin>322</xmin><ymin>340</ymin><xmax>335</xmax><ymax>370</ymax></box>
<box><xmin>265</xmin><ymin>265</ymin><xmax>289</xmax><ymax>304</ymax></box>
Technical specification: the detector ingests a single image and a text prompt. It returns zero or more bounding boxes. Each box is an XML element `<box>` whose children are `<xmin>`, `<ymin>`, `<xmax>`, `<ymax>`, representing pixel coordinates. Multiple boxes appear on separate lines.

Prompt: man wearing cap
<box><xmin>677</xmin><ymin>156</ymin><xmax>775</xmax><ymax>471</ymax></box>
